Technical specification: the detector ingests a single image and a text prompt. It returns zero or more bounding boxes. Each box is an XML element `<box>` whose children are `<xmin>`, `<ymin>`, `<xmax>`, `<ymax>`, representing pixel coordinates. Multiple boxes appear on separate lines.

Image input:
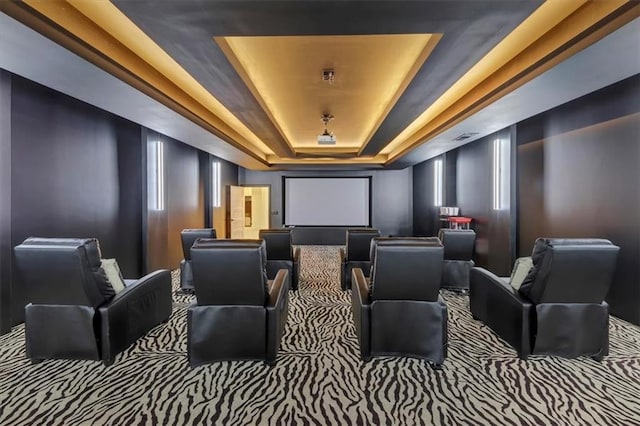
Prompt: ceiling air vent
<box><xmin>452</xmin><ymin>132</ymin><xmax>479</xmax><ymax>142</ymax></box>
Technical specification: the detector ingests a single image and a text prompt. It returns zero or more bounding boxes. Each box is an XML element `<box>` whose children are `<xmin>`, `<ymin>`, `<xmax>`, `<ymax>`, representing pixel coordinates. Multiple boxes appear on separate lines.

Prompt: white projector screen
<box><xmin>284</xmin><ymin>177</ymin><xmax>371</xmax><ymax>226</ymax></box>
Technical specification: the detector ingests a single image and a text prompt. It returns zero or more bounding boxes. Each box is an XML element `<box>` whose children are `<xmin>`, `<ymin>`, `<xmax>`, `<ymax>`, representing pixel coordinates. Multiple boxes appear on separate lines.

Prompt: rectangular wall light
<box><xmin>148</xmin><ymin>141</ymin><xmax>165</xmax><ymax>211</ymax></box>
<box><xmin>212</xmin><ymin>160</ymin><xmax>221</xmax><ymax>208</ymax></box>
<box><xmin>492</xmin><ymin>138</ymin><xmax>509</xmax><ymax>210</ymax></box>
<box><xmin>434</xmin><ymin>158</ymin><xmax>443</xmax><ymax>207</ymax></box>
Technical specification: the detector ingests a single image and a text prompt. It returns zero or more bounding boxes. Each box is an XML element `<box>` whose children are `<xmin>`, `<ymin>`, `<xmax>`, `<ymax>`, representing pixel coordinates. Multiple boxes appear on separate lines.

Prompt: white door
<box><xmin>229</xmin><ymin>185</ymin><xmax>245</xmax><ymax>239</ymax></box>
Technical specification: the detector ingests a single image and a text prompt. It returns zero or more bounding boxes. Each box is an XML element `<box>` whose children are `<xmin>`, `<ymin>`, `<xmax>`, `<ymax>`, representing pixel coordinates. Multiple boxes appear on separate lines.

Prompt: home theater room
<box><xmin>0</xmin><ymin>1</ymin><xmax>638</xmax><ymax>424</ymax></box>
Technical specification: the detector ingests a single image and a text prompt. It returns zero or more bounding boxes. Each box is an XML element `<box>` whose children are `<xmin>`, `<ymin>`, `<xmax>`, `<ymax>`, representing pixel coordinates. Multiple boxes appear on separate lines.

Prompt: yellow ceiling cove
<box><xmin>218</xmin><ymin>34</ymin><xmax>439</xmax><ymax>152</ymax></box>
<box><xmin>6</xmin><ymin>0</ymin><xmax>637</xmax><ymax>168</ymax></box>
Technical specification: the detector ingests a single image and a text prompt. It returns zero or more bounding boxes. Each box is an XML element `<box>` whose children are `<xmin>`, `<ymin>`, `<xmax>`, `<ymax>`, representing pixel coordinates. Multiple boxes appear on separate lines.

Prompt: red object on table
<box><xmin>448</xmin><ymin>216</ymin><xmax>472</xmax><ymax>229</ymax></box>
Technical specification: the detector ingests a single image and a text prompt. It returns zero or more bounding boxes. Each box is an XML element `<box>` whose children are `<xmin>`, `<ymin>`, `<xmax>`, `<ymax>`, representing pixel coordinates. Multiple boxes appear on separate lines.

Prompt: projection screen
<box><xmin>283</xmin><ymin>177</ymin><xmax>371</xmax><ymax>226</ymax></box>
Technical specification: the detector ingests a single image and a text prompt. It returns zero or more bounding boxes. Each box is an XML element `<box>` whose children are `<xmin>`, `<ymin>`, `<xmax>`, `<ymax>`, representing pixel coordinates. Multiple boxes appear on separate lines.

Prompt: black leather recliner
<box><xmin>351</xmin><ymin>237</ymin><xmax>448</xmax><ymax>366</ymax></box>
<box><xmin>470</xmin><ymin>238</ymin><xmax>619</xmax><ymax>360</ymax></box>
<box><xmin>187</xmin><ymin>239</ymin><xmax>289</xmax><ymax>367</ymax></box>
<box><xmin>180</xmin><ymin>228</ymin><xmax>216</xmax><ymax>293</ymax></box>
<box><xmin>14</xmin><ymin>238</ymin><xmax>173</xmax><ymax>366</ymax></box>
<box><xmin>438</xmin><ymin>229</ymin><xmax>476</xmax><ymax>292</ymax></box>
<box><xmin>340</xmin><ymin>228</ymin><xmax>380</xmax><ymax>290</ymax></box>
<box><xmin>259</xmin><ymin>229</ymin><xmax>300</xmax><ymax>291</ymax></box>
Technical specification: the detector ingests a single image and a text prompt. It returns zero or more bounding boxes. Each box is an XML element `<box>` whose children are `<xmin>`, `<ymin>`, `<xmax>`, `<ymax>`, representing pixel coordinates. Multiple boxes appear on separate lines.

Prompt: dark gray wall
<box><xmin>145</xmin><ymin>130</ymin><xmax>206</xmax><ymax>272</ymax></box>
<box><xmin>444</xmin><ymin>151</ymin><xmax>458</xmax><ymax>208</ymax></box>
<box><xmin>412</xmin><ymin>151</ymin><xmax>458</xmax><ymax>237</ymax></box>
<box><xmin>413</xmin><ymin>128</ymin><xmax>515</xmax><ymax>275</ymax></box>
<box><xmin>215</xmin><ymin>158</ymin><xmax>239</xmax><ymax>239</ymax></box>
<box><xmin>517</xmin><ymin>75</ymin><xmax>640</xmax><ymax>325</ymax></box>
<box><xmin>239</xmin><ymin>168</ymin><xmax>413</xmax><ymax>237</ymax></box>
<box><xmin>8</xmin><ymin>74</ymin><xmax>144</xmax><ymax>324</ymax></box>
<box><xmin>116</xmin><ymin>126</ymin><xmax>144</xmax><ymax>278</ymax></box>
<box><xmin>0</xmin><ymin>69</ymin><xmax>233</xmax><ymax>330</ymax></box>
<box><xmin>516</xmin><ymin>139</ymin><xmax>544</xmax><ymax>255</ymax></box>
<box><xmin>455</xmin><ymin>128</ymin><xmax>515</xmax><ymax>275</ymax></box>
<box><xmin>0</xmin><ymin>71</ymin><xmax>12</xmax><ymax>333</ymax></box>
<box><xmin>455</xmin><ymin>138</ymin><xmax>490</xmax><ymax>268</ymax></box>
<box><xmin>200</xmin><ymin>151</ymin><xmax>213</xmax><ymax>230</ymax></box>
<box><xmin>412</xmin><ymin>158</ymin><xmax>438</xmax><ymax>237</ymax></box>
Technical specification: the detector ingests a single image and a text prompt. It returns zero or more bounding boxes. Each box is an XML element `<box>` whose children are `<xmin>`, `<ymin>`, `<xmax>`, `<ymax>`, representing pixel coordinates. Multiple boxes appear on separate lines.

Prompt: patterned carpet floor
<box><xmin>1</xmin><ymin>246</ymin><xmax>639</xmax><ymax>425</ymax></box>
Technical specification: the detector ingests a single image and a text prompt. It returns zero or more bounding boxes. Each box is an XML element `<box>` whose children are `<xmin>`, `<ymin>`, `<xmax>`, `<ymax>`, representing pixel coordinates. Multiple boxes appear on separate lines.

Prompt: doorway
<box><xmin>227</xmin><ymin>185</ymin><xmax>270</xmax><ymax>239</ymax></box>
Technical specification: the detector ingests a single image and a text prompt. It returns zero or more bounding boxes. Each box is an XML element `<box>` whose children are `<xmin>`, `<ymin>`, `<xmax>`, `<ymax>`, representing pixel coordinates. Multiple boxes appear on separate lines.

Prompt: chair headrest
<box><xmin>259</xmin><ymin>228</ymin><xmax>291</xmax><ymax>235</ymax></box>
<box><xmin>519</xmin><ymin>238</ymin><xmax>620</xmax><ymax>304</ymax></box>
<box><xmin>194</xmin><ymin>238</ymin><xmax>264</xmax><ymax>253</ymax></box>
<box><xmin>345</xmin><ymin>228</ymin><xmax>380</xmax><ymax>261</ymax></box>
<box><xmin>438</xmin><ymin>229</ymin><xmax>476</xmax><ymax>260</ymax></box>
<box><xmin>259</xmin><ymin>229</ymin><xmax>293</xmax><ymax>260</ymax></box>
<box><xmin>181</xmin><ymin>228</ymin><xmax>216</xmax><ymax>260</ymax></box>
<box><xmin>370</xmin><ymin>238</ymin><xmax>444</xmax><ymax>301</ymax></box>
<box><xmin>190</xmin><ymin>239</ymin><xmax>269</xmax><ymax>306</ymax></box>
<box><xmin>13</xmin><ymin>237</ymin><xmax>110</xmax><ymax>307</ymax></box>
<box><xmin>370</xmin><ymin>236</ymin><xmax>440</xmax><ymax>266</ymax></box>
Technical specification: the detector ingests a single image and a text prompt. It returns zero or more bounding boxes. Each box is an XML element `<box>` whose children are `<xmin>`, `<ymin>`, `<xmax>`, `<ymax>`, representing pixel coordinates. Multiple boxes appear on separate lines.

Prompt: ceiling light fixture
<box><xmin>318</xmin><ymin>113</ymin><xmax>337</xmax><ymax>145</ymax></box>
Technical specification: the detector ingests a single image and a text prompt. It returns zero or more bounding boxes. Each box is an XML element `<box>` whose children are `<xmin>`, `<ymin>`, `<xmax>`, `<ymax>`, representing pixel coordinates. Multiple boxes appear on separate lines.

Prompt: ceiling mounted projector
<box><xmin>318</xmin><ymin>133</ymin><xmax>337</xmax><ymax>145</ymax></box>
<box><xmin>318</xmin><ymin>113</ymin><xmax>336</xmax><ymax>145</ymax></box>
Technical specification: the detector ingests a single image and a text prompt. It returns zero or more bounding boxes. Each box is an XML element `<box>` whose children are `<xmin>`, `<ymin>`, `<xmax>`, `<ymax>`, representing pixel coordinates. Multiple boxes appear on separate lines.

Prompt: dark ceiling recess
<box><xmin>111</xmin><ymin>0</ymin><xmax>544</xmax><ymax>157</ymax></box>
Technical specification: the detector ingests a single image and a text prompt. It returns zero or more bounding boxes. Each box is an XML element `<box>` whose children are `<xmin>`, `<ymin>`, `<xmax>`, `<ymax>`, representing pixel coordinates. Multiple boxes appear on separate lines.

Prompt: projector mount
<box><xmin>318</xmin><ymin>113</ymin><xmax>337</xmax><ymax>144</ymax></box>
<box><xmin>320</xmin><ymin>113</ymin><xmax>334</xmax><ymax>137</ymax></box>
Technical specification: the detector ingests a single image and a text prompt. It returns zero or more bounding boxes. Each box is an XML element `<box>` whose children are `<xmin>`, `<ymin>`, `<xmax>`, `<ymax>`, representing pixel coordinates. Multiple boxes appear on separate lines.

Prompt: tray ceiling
<box><xmin>2</xmin><ymin>0</ymin><xmax>638</xmax><ymax>168</ymax></box>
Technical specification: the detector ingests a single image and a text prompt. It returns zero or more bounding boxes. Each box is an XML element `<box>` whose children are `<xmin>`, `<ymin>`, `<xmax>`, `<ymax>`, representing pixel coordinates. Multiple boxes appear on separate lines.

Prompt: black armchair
<box><xmin>187</xmin><ymin>239</ymin><xmax>289</xmax><ymax>367</ymax></box>
<box><xmin>340</xmin><ymin>228</ymin><xmax>380</xmax><ymax>290</ymax></box>
<box><xmin>180</xmin><ymin>228</ymin><xmax>216</xmax><ymax>293</ymax></box>
<box><xmin>14</xmin><ymin>238</ymin><xmax>172</xmax><ymax>366</ymax></box>
<box><xmin>351</xmin><ymin>237</ymin><xmax>447</xmax><ymax>366</ymax></box>
<box><xmin>470</xmin><ymin>238</ymin><xmax>619</xmax><ymax>360</ymax></box>
<box><xmin>438</xmin><ymin>229</ymin><xmax>476</xmax><ymax>292</ymax></box>
<box><xmin>259</xmin><ymin>229</ymin><xmax>300</xmax><ymax>291</ymax></box>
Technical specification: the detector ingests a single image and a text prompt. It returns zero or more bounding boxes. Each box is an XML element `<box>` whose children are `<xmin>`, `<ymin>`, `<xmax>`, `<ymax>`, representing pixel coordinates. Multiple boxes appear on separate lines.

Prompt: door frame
<box><xmin>226</xmin><ymin>184</ymin><xmax>272</xmax><ymax>238</ymax></box>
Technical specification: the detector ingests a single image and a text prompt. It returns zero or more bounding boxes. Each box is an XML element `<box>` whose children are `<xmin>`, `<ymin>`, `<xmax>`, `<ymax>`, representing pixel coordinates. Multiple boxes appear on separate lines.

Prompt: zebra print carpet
<box><xmin>0</xmin><ymin>246</ymin><xmax>639</xmax><ymax>425</ymax></box>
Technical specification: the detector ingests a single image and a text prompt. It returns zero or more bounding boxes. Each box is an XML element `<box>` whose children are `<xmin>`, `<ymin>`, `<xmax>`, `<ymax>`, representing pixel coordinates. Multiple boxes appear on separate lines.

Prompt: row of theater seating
<box><xmin>13</xmin><ymin>230</ymin><xmax>619</xmax><ymax>368</ymax></box>
<box><xmin>179</xmin><ymin>228</ymin><xmax>300</xmax><ymax>294</ymax></box>
<box><xmin>13</xmin><ymin>236</ymin><xmax>289</xmax><ymax>367</ymax></box>
<box><xmin>180</xmin><ymin>227</ymin><xmax>478</xmax><ymax>296</ymax></box>
<box><xmin>348</xmin><ymin>235</ymin><xmax>619</xmax><ymax>365</ymax></box>
<box><xmin>14</xmin><ymin>238</ymin><xmax>173</xmax><ymax>366</ymax></box>
<box><xmin>339</xmin><ymin>228</ymin><xmax>477</xmax><ymax>292</ymax></box>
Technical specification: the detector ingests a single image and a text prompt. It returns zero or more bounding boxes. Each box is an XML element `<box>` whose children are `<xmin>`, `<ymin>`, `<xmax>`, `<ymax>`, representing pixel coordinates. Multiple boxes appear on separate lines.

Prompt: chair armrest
<box><xmin>98</xmin><ymin>269</ymin><xmax>172</xmax><ymax>364</ymax></box>
<box><xmin>107</xmin><ymin>269</ymin><xmax>172</xmax><ymax>306</ymax></box>
<box><xmin>352</xmin><ymin>267</ymin><xmax>370</xmax><ymax>306</ymax></box>
<box><xmin>292</xmin><ymin>249</ymin><xmax>300</xmax><ymax>291</ymax></box>
<box><xmin>471</xmin><ymin>267</ymin><xmax>531</xmax><ymax>306</ymax></box>
<box><xmin>470</xmin><ymin>267</ymin><xmax>533</xmax><ymax>358</ymax></box>
<box><xmin>266</xmin><ymin>269</ymin><xmax>289</xmax><ymax>365</ymax></box>
<box><xmin>267</xmin><ymin>269</ymin><xmax>289</xmax><ymax>308</ymax></box>
<box><xmin>351</xmin><ymin>267</ymin><xmax>371</xmax><ymax>360</ymax></box>
<box><xmin>179</xmin><ymin>260</ymin><xmax>194</xmax><ymax>292</ymax></box>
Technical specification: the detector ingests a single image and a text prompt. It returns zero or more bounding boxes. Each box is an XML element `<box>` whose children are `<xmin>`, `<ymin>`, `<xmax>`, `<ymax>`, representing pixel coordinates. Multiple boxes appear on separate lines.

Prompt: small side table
<box><xmin>448</xmin><ymin>216</ymin><xmax>472</xmax><ymax>230</ymax></box>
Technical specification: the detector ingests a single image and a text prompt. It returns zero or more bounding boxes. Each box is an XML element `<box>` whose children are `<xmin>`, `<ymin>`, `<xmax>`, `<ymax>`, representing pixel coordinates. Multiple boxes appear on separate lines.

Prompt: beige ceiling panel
<box><xmin>219</xmin><ymin>34</ymin><xmax>438</xmax><ymax>151</ymax></box>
